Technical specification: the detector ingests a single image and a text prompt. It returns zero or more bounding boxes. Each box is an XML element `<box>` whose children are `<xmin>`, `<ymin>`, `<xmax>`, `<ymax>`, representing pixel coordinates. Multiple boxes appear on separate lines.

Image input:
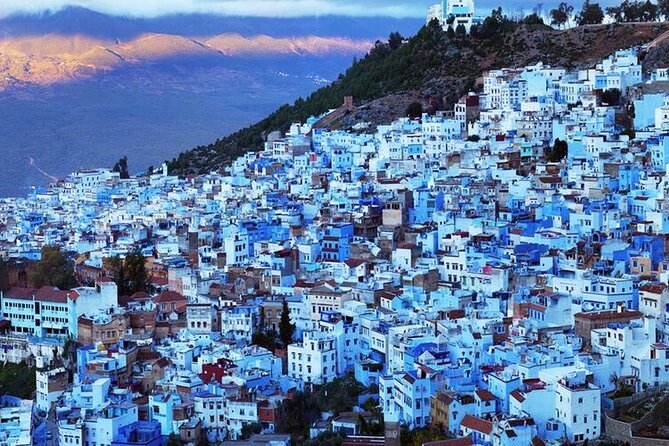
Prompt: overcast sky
<box><xmin>0</xmin><ymin>0</ymin><xmax>624</xmax><ymax>19</ymax></box>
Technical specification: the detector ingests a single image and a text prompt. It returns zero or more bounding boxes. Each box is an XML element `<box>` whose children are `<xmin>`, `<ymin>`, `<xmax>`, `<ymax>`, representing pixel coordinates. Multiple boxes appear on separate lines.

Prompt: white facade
<box><xmin>288</xmin><ymin>331</ymin><xmax>338</xmax><ymax>385</ymax></box>
<box><xmin>554</xmin><ymin>370</ymin><xmax>600</xmax><ymax>443</ymax></box>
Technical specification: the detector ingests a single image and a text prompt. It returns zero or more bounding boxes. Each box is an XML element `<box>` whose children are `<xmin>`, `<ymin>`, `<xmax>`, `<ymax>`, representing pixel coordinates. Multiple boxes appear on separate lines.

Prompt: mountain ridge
<box><xmin>0</xmin><ymin>32</ymin><xmax>374</xmax><ymax>90</ymax></box>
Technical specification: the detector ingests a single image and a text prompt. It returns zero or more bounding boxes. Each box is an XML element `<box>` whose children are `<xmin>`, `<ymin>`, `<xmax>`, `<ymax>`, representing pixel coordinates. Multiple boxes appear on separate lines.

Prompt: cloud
<box><xmin>0</xmin><ymin>0</ymin><xmax>626</xmax><ymax>19</ymax></box>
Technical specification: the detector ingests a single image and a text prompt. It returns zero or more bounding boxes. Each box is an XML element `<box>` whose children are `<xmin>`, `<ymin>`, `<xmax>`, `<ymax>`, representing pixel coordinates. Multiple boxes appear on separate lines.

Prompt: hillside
<box><xmin>167</xmin><ymin>19</ymin><xmax>669</xmax><ymax>176</ymax></box>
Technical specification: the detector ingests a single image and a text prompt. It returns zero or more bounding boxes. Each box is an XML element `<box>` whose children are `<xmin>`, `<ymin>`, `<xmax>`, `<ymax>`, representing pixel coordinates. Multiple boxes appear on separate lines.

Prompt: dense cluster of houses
<box><xmin>1</xmin><ymin>45</ymin><xmax>669</xmax><ymax>446</ymax></box>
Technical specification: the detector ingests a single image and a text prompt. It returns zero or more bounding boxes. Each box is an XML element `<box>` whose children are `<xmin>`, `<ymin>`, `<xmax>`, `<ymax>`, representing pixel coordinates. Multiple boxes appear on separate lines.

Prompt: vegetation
<box><xmin>166</xmin><ymin>434</ymin><xmax>181</xmax><ymax>446</ymax></box>
<box><xmin>279</xmin><ymin>299</ymin><xmax>296</xmax><ymax>346</ymax></box>
<box><xmin>277</xmin><ymin>374</ymin><xmax>368</xmax><ymax>442</ymax></box>
<box><xmin>400</xmin><ymin>425</ymin><xmax>450</xmax><ymax>446</ymax></box>
<box><xmin>0</xmin><ymin>362</ymin><xmax>37</xmax><ymax>399</ymax></box>
<box><xmin>546</xmin><ymin>139</ymin><xmax>569</xmax><ymax>162</ymax></box>
<box><xmin>251</xmin><ymin>329</ymin><xmax>279</xmax><ymax>351</ymax></box>
<box><xmin>607</xmin><ymin>1</ymin><xmax>660</xmax><ymax>22</ymax></box>
<box><xmin>303</xmin><ymin>431</ymin><xmax>344</xmax><ymax>446</ymax></box>
<box><xmin>241</xmin><ymin>422</ymin><xmax>262</xmax><ymax>440</ymax></box>
<box><xmin>106</xmin><ymin>248</ymin><xmax>148</xmax><ymax>296</ymax></box>
<box><xmin>406</xmin><ymin>101</ymin><xmax>424</xmax><ymax>119</ymax></box>
<box><xmin>30</xmin><ymin>246</ymin><xmax>78</xmax><ymax>290</ymax></box>
<box><xmin>601</xmin><ymin>88</ymin><xmax>622</xmax><ymax>107</ymax></box>
<box><xmin>112</xmin><ymin>156</ymin><xmax>130</xmax><ymax>179</ymax></box>
<box><xmin>0</xmin><ymin>259</ymin><xmax>10</xmax><ymax>292</ymax></box>
<box><xmin>577</xmin><ymin>1</ymin><xmax>605</xmax><ymax>25</ymax></box>
<box><xmin>550</xmin><ymin>2</ymin><xmax>574</xmax><ymax>28</ymax></box>
<box><xmin>610</xmin><ymin>373</ymin><xmax>636</xmax><ymax>399</ymax></box>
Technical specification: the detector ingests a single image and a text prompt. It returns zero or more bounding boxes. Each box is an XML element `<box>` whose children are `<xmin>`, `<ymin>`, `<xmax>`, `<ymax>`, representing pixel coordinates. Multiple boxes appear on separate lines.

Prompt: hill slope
<box><xmin>167</xmin><ymin>20</ymin><xmax>669</xmax><ymax>175</ymax></box>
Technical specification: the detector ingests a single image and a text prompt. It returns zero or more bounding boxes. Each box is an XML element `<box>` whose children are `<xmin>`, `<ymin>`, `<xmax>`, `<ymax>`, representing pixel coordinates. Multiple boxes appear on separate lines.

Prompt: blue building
<box><xmin>112</xmin><ymin>421</ymin><xmax>166</xmax><ymax>446</ymax></box>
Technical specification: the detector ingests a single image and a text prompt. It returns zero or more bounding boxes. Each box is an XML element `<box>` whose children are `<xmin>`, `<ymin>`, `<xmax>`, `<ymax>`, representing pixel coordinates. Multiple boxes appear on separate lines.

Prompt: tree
<box><xmin>455</xmin><ymin>23</ymin><xmax>467</xmax><ymax>37</ymax></box>
<box><xmin>577</xmin><ymin>1</ymin><xmax>605</xmax><ymax>25</ymax></box>
<box><xmin>166</xmin><ymin>434</ymin><xmax>181</xmax><ymax>446</ymax></box>
<box><xmin>659</xmin><ymin>0</ymin><xmax>669</xmax><ymax>20</ymax></box>
<box><xmin>105</xmin><ymin>249</ymin><xmax>148</xmax><ymax>296</ymax></box>
<box><xmin>608</xmin><ymin>1</ymin><xmax>649</xmax><ymax>22</ymax></box>
<box><xmin>523</xmin><ymin>12</ymin><xmax>545</xmax><ymax>25</ymax></box>
<box><xmin>641</xmin><ymin>0</ymin><xmax>658</xmax><ymax>21</ymax></box>
<box><xmin>241</xmin><ymin>422</ymin><xmax>262</xmax><ymax>440</ymax></box>
<box><xmin>252</xmin><ymin>329</ymin><xmax>278</xmax><ymax>351</ymax></box>
<box><xmin>546</xmin><ymin>139</ymin><xmax>569</xmax><ymax>162</ymax></box>
<box><xmin>112</xmin><ymin>156</ymin><xmax>130</xmax><ymax>179</ymax></box>
<box><xmin>550</xmin><ymin>2</ymin><xmax>573</xmax><ymax>28</ymax></box>
<box><xmin>0</xmin><ymin>259</ymin><xmax>10</xmax><ymax>292</ymax></box>
<box><xmin>279</xmin><ymin>299</ymin><xmax>296</xmax><ymax>347</ymax></box>
<box><xmin>30</xmin><ymin>246</ymin><xmax>78</xmax><ymax>290</ymax></box>
<box><xmin>123</xmin><ymin>248</ymin><xmax>148</xmax><ymax>295</ymax></box>
<box><xmin>406</xmin><ymin>102</ymin><xmax>424</xmax><ymax>119</ymax></box>
<box><xmin>388</xmin><ymin>32</ymin><xmax>403</xmax><ymax>50</ymax></box>
<box><xmin>601</xmin><ymin>88</ymin><xmax>622</xmax><ymax>106</ymax></box>
<box><xmin>106</xmin><ymin>256</ymin><xmax>126</xmax><ymax>294</ymax></box>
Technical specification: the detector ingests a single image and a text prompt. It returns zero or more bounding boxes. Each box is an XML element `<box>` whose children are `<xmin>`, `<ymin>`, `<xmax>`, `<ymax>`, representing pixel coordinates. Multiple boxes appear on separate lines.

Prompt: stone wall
<box><xmin>605</xmin><ymin>390</ymin><xmax>669</xmax><ymax>446</ymax></box>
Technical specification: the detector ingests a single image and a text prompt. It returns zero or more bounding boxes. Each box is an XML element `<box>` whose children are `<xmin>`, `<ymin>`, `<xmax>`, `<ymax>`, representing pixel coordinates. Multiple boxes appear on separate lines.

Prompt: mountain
<box><xmin>167</xmin><ymin>19</ymin><xmax>669</xmax><ymax>175</ymax></box>
<box><xmin>0</xmin><ymin>7</ymin><xmax>422</xmax><ymax>40</ymax></box>
<box><xmin>0</xmin><ymin>32</ymin><xmax>373</xmax><ymax>90</ymax></box>
<box><xmin>0</xmin><ymin>8</ymin><xmax>422</xmax><ymax>197</ymax></box>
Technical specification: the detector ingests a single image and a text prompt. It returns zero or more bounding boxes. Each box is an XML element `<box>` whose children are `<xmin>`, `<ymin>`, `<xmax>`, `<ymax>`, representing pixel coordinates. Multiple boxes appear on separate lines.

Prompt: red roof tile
<box><xmin>461</xmin><ymin>415</ymin><xmax>493</xmax><ymax>434</ymax></box>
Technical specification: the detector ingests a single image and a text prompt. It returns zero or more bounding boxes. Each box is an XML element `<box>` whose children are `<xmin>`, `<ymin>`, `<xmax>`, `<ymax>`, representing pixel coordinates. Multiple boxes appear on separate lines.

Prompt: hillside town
<box><xmin>2</xmin><ymin>36</ymin><xmax>669</xmax><ymax>446</ymax></box>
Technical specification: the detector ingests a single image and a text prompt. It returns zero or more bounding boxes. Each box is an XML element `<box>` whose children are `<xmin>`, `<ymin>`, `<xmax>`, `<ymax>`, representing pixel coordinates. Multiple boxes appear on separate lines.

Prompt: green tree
<box><xmin>523</xmin><ymin>12</ymin><xmax>545</xmax><ymax>25</ymax></box>
<box><xmin>455</xmin><ymin>23</ymin><xmax>467</xmax><ymax>37</ymax></box>
<box><xmin>106</xmin><ymin>256</ymin><xmax>126</xmax><ymax>294</ymax></box>
<box><xmin>275</xmin><ymin>390</ymin><xmax>320</xmax><ymax>440</ymax></box>
<box><xmin>608</xmin><ymin>1</ymin><xmax>648</xmax><ymax>22</ymax></box>
<box><xmin>123</xmin><ymin>248</ymin><xmax>148</xmax><ymax>295</ymax></box>
<box><xmin>303</xmin><ymin>431</ymin><xmax>344</xmax><ymax>446</ymax></box>
<box><xmin>252</xmin><ymin>329</ymin><xmax>279</xmax><ymax>351</ymax></box>
<box><xmin>166</xmin><ymin>434</ymin><xmax>181</xmax><ymax>446</ymax></box>
<box><xmin>105</xmin><ymin>249</ymin><xmax>147</xmax><ymax>296</ymax></box>
<box><xmin>577</xmin><ymin>1</ymin><xmax>605</xmax><ymax>25</ymax></box>
<box><xmin>112</xmin><ymin>156</ymin><xmax>130</xmax><ymax>179</ymax></box>
<box><xmin>546</xmin><ymin>138</ymin><xmax>569</xmax><ymax>162</ymax></box>
<box><xmin>241</xmin><ymin>422</ymin><xmax>262</xmax><ymax>440</ymax></box>
<box><xmin>641</xmin><ymin>0</ymin><xmax>658</xmax><ymax>21</ymax></box>
<box><xmin>0</xmin><ymin>259</ymin><xmax>10</xmax><ymax>292</ymax></box>
<box><xmin>601</xmin><ymin>88</ymin><xmax>622</xmax><ymax>106</ymax></box>
<box><xmin>279</xmin><ymin>300</ymin><xmax>296</xmax><ymax>347</ymax></box>
<box><xmin>30</xmin><ymin>246</ymin><xmax>78</xmax><ymax>290</ymax></box>
<box><xmin>550</xmin><ymin>2</ymin><xmax>573</xmax><ymax>28</ymax></box>
<box><xmin>0</xmin><ymin>361</ymin><xmax>37</xmax><ymax>399</ymax></box>
<box><xmin>406</xmin><ymin>102</ymin><xmax>424</xmax><ymax>119</ymax></box>
<box><xmin>659</xmin><ymin>0</ymin><xmax>669</xmax><ymax>19</ymax></box>
<box><xmin>388</xmin><ymin>32</ymin><xmax>403</xmax><ymax>50</ymax></box>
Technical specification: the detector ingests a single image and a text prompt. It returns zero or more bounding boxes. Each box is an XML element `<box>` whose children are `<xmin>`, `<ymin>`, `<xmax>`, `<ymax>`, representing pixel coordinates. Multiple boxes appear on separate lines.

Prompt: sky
<box><xmin>0</xmin><ymin>0</ymin><xmax>624</xmax><ymax>19</ymax></box>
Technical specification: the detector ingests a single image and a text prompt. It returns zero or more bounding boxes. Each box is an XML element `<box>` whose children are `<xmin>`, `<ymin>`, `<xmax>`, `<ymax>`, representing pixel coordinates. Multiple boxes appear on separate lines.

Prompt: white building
<box><xmin>36</xmin><ymin>368</ymin><xmax>68</xmax><ymax>412</ymax></box>
<box><xmin>554</xmin><ymin>370</ymin><xmax>600</xmax><ymax>442</ymax></box>
<box><xmin>288</xmin><ymin>331</ymin><xmax>338</xmax><ymax>385</ymax></box>
<box><xmin>427</xmin><ymin>0</ymin><xmax>476</xmax><ymax>33</ymax></box>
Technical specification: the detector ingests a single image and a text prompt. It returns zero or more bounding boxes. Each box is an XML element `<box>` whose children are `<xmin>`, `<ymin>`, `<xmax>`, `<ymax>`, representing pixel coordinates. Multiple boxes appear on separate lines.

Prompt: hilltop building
<box><xmin>427</xmin><ymin>0</ymin><xmax>478</xmax><ymax>33</ymax></box>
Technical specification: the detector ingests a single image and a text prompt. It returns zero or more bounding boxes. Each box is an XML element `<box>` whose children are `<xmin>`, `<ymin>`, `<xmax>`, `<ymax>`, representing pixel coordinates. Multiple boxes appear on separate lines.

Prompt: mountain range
<box><xmin>0</xmin><ymin>7</ymin><xmax>422</xmax><ymax>197</ymax></box>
